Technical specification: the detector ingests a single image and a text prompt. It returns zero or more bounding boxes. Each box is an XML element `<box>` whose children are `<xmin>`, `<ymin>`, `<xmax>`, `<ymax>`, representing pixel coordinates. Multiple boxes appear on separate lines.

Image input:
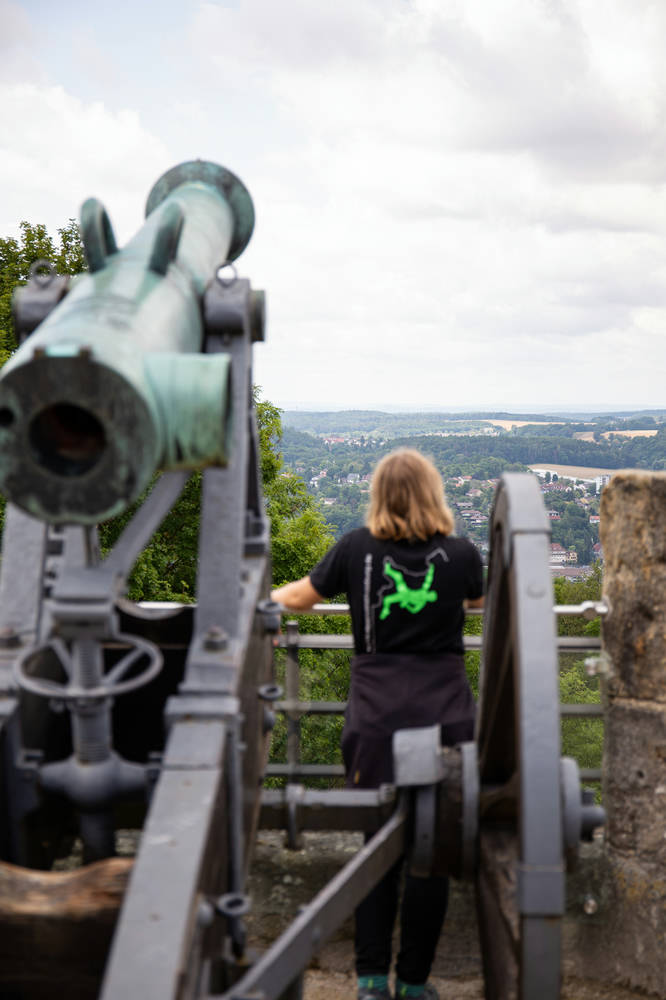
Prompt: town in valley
<box><xmin>279</xmin><ymin>409</ymin><xmax>665</xmax><ymax>576</ymax></box>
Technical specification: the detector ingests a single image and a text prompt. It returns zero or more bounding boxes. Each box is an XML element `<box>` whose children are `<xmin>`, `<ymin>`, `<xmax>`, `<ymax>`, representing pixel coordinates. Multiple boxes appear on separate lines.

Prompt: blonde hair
<box><xmin>366</xmin><ymin>449</ymin><xmax>455</xmax><ymax>541</ymax></box>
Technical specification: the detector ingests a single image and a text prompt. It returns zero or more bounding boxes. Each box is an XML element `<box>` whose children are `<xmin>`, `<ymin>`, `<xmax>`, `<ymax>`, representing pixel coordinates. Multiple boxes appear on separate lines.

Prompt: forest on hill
<box><xmin>283</xmin><ymin>408</ymin><xmax>666</xmax><ymax>440</ymax></box>
<box><xmin>283</xmin><ymin>422</ymin><xmax>666</xmax><ymax>473</ymax></box>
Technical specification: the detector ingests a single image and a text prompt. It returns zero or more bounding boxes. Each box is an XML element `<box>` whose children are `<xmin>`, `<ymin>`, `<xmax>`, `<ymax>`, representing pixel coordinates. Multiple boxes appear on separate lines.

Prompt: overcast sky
<box><xmin>2</xmin><ymin>0</ymin><xmax>665</xmax><ymax>412</ymax></box>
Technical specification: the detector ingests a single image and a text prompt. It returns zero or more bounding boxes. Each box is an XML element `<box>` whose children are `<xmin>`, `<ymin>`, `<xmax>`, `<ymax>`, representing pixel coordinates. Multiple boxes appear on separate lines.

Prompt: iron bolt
<box><xmin>0</xmin><ymin>627</ymin><xmax>20</xmax><ymax>648</ymax></box>
<box><xmin>262</xmin><ymin>706</ymin><xmax>276</xmax><ymax>734</ymax></box>
<box><xmin>258</xmin><ymin>683</ymin><xmax>283</xmax><ymax>702</ymax></box>
<box><xmin>215</xmin><ymin>892</ymin><xmax>250</xmax><ymax>918</ymax></box>
<box><xmin>257</xmin><ymin>598</ymin><xmax>282</xmax><ymax>635</ymax></box>
<box><xmin>196</xmin><ymin>899</ymin><xmax>216</xmax><ymax>928</ymax></box>
<box><xmin>204</xmin><ymin>625</ymin><xmax>228</xmax><ymax>650</ymax></box>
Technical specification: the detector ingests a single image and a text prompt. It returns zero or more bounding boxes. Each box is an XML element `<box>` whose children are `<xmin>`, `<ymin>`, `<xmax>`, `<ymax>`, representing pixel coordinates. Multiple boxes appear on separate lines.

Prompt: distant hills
<box><xmin>282</xmin><ymin>409</ymin><xmax>666</xmax><ymax>440</ymax></box>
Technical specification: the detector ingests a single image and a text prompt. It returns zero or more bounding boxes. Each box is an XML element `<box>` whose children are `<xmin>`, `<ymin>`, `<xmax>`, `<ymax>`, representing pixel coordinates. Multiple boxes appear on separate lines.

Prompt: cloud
<box><xmin>0</xmin><ymin>83</ymin><xmax>172</xmax><ymax>239</ymax></box>
<box><xmin>0</xmin><ymin>0</ymin><xmax>40</xmax><ymax>81</ymax></box>
<box><xmin>2</xmin><ymin>0</ymin><xmax>665</xmax><ymax>410</ymax></box>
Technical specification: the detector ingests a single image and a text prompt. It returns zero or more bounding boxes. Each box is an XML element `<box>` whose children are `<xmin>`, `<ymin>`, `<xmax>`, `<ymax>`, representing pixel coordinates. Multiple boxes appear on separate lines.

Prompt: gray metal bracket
<box><xmin>213</xmin><ymin>802</ymin><xmax>408</xmax><ymax>1000</ymax></box>
<box><xmin>392</xmin><ymin>725</ymin><xmax>447</xmax><ymax>787</ymax></box>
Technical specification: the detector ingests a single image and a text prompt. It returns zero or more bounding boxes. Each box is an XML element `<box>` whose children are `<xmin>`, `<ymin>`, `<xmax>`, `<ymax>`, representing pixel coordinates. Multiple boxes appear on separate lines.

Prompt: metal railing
<box><xmin>267</xmin><ymin>601</ymin><xmax>607</xmax><ymax>784</ymax></box>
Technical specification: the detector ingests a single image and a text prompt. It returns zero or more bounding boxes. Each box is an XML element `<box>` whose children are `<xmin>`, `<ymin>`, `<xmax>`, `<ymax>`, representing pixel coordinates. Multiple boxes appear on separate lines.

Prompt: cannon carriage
<box><xmin>0</xmin><ymin>162</ymin><xmax>602</xmax><ymax>999</ymax></box>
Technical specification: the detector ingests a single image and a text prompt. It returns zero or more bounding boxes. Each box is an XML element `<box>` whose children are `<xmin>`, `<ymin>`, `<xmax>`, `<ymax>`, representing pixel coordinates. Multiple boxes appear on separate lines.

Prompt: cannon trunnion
<box><xmin>0</xmin><ymin>163</ymin><xmax>601</xmax><ymax>999</ymax></box>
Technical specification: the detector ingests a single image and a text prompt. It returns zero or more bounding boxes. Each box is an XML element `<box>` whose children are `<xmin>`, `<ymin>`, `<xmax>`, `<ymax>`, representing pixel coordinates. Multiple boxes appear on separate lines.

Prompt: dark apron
<box><xmin>341</xmin><ymin>651</ymin><xmax>476</xmax><ymax>789</ymax></box>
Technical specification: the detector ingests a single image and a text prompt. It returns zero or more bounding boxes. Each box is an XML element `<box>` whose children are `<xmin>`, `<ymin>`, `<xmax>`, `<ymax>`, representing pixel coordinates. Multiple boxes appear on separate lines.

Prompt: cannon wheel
<box><xmin>475</xmin><ymin>473</ymin><xmax>564</xmax><ymax>1000</ymax></box>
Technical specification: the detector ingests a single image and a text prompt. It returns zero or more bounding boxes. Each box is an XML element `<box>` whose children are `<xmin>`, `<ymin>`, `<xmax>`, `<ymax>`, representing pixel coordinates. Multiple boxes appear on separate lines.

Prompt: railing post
<box><xmin>284</xmin><ymin>620</ymin><xmax>303</xmax><ymax>850</ymax></box>
<box><xmin>285</xmin><ymin>620</ymin><xmax>302</xmax><ymax>782</ymax></box>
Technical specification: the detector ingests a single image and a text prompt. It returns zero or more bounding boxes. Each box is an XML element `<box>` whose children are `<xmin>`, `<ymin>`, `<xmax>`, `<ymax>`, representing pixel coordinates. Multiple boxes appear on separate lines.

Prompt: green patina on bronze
<box><xmin>0</xmin><ymin>161</ymin><xmax>254</xmax><ymax>524</ymax></box>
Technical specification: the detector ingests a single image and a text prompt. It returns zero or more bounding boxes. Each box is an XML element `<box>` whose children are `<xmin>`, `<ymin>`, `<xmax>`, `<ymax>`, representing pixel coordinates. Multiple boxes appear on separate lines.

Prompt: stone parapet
<box><xmin>603</xmin><ymin>699</ymin><xmax>666</xmax><ymax>864</ymax></box>
<box><xmin>564</xmin><ymin>847</ymin><xmax>666</xmax><ymax>997</ymax></box>
<box><xmin>596</xmin><ymin>471</ymin><xmax>666</xmax><ymax>996</ymax></box>
<box><xmin>600</xmin><ymin>470</ymin><xmax>666</xmax><ymax>702</ymax></box>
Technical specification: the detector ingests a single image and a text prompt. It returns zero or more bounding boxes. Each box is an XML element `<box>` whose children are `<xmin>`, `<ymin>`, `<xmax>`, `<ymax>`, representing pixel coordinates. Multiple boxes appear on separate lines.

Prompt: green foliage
<box><xmin>254</xmin><ymin>390</ymin><xmax>335</xmax><ymax>584</ymax></box>
<box><xmin>463</xmin><ymin>610</ymin><xmax>483</xmax><ymax>698</ymax></box>
<box><xmin>271</xmin><ymin>498</ymin><xmax>335</xmax><ymax>583</ymax></box>
<box><xmin>0</xmin><ymin>220</ymin><xmax>86</xmax><ymax>367</ymax></box>
<box><xmin>99</xmin><ymin>474</ymin><xmax>202</xmax><ymax>602</ymax></box>
<box><xmin>553</xmin><ymin>563</ymin><xmax>603</xmax><ymax>635</ymax></box>
<box><xmin>268</xmin><ymin>612</ymin><xmax>352</xmax><ymax>787</ymax></box>
<box><xmin>254</xmin><ymin>392</ymin><xmax>283</xmax><ymax>486</ymax></box>
<box><xmin>559</xmin><ymin>661</ymin><xmax>603</xmax><ymax>775</ymax></box>
<box><xmin>0</xmin><ymin>220</ymin><xmax>87</xmax><ymax>543</ymax></box>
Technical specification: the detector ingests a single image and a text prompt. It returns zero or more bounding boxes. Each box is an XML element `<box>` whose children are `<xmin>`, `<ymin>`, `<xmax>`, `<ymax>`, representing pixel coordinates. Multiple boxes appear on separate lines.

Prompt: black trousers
<box><xmin>354</xmin><ymin>852</ymin><xmax>449</xmax><ymax>985</ymax></box>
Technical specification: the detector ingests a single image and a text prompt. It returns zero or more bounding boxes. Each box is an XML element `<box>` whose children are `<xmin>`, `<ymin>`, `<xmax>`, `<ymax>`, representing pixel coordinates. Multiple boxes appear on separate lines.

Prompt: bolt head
<box><xmin>204</xmin><ymin>625</ymin><xmax>228</xmax><ymax>650</ymax></box>
<box><xmin>0</xmin><ymin>627</ymin><xmax>19</xmax><ymax>648</ymax></box>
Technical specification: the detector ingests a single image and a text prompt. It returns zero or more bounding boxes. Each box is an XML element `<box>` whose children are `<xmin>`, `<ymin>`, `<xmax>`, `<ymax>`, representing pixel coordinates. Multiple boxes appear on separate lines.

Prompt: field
<box><xmin>574</xmin><ymin>429</ymin><xmax>659</xmax><ymax>442</ymax></box>
<box><xmin>530</xmin><ymin>463</ymin><xmax>617</xmax><ymax>480</ymax></box>
<box><xmin>602</xmin><ymin>429</ymin><xmax>659</xmax><ymax>438</ymax></box>
<box><xmin>484</xmin><ymin>419</ymin><xmax>565</xmax><ymax>430</ymax></box>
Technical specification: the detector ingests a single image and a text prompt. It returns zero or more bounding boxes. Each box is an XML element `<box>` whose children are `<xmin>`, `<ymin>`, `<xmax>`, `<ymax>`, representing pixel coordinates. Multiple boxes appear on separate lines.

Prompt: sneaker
<box><xmin>358</xmin><ymin>990</ymin><xmax>391</xmax><ymax>1000</ymax></box>
<box><xmin>394</xmin><ymin>985</ymin><xmax>439</xmax><ymax>1000</ymax></box>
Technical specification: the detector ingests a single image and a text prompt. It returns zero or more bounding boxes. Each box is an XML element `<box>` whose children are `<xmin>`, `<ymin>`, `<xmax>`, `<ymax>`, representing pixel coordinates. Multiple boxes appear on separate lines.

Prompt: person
<box><xmin>272</xmin><ymin>449</ymin><xmax>484</xmax><ymax>1000</ymax></box>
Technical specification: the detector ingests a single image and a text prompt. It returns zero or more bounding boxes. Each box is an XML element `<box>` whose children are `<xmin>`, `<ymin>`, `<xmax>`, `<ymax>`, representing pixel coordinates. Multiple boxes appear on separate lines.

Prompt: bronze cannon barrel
<box><xmin>0</xmin><ymin>160</ymin><xmax>255</xmax><ymax>524</ymax></box>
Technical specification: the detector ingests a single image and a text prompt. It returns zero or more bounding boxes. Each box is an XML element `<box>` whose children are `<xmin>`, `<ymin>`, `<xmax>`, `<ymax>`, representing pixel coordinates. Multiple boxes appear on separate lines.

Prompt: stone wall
<box><xmin>565</xmin><ymin>471</ymin><xmax>666</xmax><ymax>996</ymax></box>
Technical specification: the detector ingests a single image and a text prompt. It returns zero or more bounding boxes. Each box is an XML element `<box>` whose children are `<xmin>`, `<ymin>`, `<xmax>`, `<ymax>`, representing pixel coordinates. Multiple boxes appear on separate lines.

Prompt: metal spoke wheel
<box><xmin>475</xmin><ymin>473</ymin><xmax>564</xmax><ymax>1000</ymax></box>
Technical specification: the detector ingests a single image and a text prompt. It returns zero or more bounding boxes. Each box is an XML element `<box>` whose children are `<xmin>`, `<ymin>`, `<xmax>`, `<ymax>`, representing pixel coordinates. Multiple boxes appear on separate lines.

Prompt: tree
<box><xmin>552</xmin><ymin>564</ymin><xmax>603</xmax><ymax>636</ymax></box>
<box><xmin>0</xmin><ymin>220</ymin><xmax>87</xmax><ymax>544</ymax></box>
<box><xmin>0</xmin><ymin>220</ymin><xmax>86</xmax><ymax>366</ymax></box>
<box><xmin>255</xmin><ymin>390</ymin><xmax>334</xmax><ymax>583</ymax></box>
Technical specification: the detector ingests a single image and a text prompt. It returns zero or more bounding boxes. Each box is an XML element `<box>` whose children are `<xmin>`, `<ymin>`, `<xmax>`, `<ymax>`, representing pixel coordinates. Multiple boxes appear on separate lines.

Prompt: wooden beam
<box><xmin>0</xmin><ymin>857</ymin><xmax>132</xmax><ymax>999</ymax></box>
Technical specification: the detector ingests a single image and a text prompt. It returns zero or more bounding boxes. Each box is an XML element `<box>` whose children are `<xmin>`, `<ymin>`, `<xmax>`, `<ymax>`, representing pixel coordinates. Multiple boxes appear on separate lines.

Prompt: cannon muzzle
<box><xmin>0</xmin><ymin>161</ymin><xmax>257</xmax><ymax>524</ymax></box>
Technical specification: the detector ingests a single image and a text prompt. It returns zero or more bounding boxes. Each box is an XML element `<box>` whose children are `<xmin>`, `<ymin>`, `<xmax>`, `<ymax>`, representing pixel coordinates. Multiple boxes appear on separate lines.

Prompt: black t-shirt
<box><xmin>310</xmin><ymin>527</ymin><xmax>483</xmax><ymax>656</ymax></box>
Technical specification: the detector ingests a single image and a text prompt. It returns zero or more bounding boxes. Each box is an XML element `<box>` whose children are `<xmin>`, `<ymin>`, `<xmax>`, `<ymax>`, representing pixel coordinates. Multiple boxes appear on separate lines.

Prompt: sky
<box><xmin>1</xmin><ymin>0</ymin><xmax>665</xmax><ymax>413</ymax></box>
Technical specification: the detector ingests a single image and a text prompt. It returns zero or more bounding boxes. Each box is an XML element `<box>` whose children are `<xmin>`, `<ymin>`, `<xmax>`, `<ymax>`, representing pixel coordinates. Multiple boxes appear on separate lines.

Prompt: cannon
<box><xmin>0</xmin><ymin>159</ymin><xmax>272</xmax><ymax>996</ymax></box>
<box><xmin>0</xmin><ymin>164</ymin><xmax>602</xmax><ymax>1000</ymax></box>
<box><xmin>2</xmin><ymin>161</ymin><xmax>260</xmax><ymax>524</ymax></box>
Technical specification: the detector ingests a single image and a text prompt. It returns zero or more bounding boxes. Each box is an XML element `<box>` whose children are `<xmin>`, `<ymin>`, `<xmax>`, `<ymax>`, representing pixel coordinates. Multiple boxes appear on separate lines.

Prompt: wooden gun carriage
<box><xmin>0</xmin><ymin>162</ymin><xmax>603</xmax><ymax>999</ymax></box>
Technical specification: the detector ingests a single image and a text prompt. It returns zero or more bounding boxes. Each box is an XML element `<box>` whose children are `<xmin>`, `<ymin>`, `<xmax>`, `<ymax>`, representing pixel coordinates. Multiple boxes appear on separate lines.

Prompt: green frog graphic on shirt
<box><xmin>379</xmin><ymin>560</ymin><xmax>438</xmax><ymax>619</ymax></box>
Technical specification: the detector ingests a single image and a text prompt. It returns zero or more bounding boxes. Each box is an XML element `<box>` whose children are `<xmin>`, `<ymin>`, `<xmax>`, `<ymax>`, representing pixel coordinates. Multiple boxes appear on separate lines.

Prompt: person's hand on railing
<box><xmin>271</xmin><ymin>575</ymin><xmax>323</xmax><ymax>612</ymax></box>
